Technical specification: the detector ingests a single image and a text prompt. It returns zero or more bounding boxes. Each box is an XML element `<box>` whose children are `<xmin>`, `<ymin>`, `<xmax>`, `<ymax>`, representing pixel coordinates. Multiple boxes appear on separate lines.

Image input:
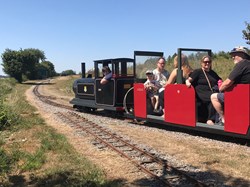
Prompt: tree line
<box><xmin>1</xmin><ymin>48</ymin><xmax>78</xmax><ymax>82</ymax></box>
<box><xmin>1</xmin><ymin>48</ymin><xmax>57</xmax><ymax>82</ymax></box>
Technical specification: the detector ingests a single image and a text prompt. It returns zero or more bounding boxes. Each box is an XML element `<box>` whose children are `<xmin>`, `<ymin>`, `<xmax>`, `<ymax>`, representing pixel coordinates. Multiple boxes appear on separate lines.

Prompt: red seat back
<box><xmin>165</xmin><ymin>84</ymin><xmax>196</xmax><ymax>127</ymax></box>
<box><xmin>224</xmin><ymin>84</ymin><xmax>250</xmax><ymax>134</ymax></box>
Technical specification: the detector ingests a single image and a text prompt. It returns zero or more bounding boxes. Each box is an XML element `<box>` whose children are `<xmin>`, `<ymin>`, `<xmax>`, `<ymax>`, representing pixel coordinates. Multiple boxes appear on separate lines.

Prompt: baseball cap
<box><xmin>229</xmin><ymin>46</ymin><xmax>250</xmax><ymax>59</ymax></box>
<box><xmin>145</xmin><ymin>70</ymin><xmax>153</xmax><ymax>75</ymax></box>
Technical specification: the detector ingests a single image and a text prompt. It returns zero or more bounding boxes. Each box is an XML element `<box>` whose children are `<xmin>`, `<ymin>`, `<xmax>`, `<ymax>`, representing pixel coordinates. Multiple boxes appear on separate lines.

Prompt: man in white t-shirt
<box><xmin>153</xmin><ymin>57</ymin><xmax>170</xmax><ymax>91</ymax></box>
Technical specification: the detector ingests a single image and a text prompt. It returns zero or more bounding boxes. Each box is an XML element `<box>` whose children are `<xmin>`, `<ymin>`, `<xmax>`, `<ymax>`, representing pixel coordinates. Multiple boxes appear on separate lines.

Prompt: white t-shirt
<box><xmin>153</xmin><ymin>69</ymin><xmax>170</xmax><ymax>87</ymax></box>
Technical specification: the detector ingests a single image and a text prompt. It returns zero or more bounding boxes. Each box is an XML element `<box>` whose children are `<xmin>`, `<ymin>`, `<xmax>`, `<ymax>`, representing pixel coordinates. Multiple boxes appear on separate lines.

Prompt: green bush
<box><xmin>61</xmin><ymin>70</ymin><xmax>76</xmax><ymax>76</ymax></box>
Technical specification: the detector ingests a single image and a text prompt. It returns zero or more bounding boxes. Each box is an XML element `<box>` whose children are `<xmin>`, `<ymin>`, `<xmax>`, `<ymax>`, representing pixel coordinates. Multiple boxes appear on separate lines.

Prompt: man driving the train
<box><xmin>100</xmin><ymin>66</ymin><xmax>112</xmax><ymax>85</ymax></box>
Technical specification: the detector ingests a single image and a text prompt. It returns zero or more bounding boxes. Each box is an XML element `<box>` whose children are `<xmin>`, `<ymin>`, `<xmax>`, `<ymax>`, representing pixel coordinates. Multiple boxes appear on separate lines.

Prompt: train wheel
<box><xmin>123</xmin><ymin>87</ymin><xmax>134</xmax><ymax>115</ymax></box>
<box><xmin>84</xmin><ymin>107</ymin><xmax>96</xmax><ymax>113</ymax></box>
<box><xmin>76</xmin><ymin>106</ymin><xmax>96</xmax><ymax>113</ymax></box>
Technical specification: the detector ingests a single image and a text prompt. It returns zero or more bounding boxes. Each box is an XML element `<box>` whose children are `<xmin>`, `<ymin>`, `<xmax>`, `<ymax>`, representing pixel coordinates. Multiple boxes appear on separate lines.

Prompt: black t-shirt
<box><xmin>190</xmin><ymin>68</ymin><xmax>221</xmax><ymax>102</ymax></box>
<box><xmin>228</xmin><ymin>59</ymin><xmax>250</xmax><ymax>84</ymax></box>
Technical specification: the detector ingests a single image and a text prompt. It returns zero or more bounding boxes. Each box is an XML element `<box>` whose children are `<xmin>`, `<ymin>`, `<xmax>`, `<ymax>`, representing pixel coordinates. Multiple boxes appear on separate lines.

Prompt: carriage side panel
<box><xmin>224</xmin><ymin>84</ymin><xmax>250</xmax><ymax>135</ymax></box>
<box><xmin>134</xmin><ymin>83</ymin><xmax>147</xmax><ymax>119</ymax></box>
<box><xmin>164</xmin><ymin>84</ymin><xmax>196</xmax><ymax>126</ymax></box>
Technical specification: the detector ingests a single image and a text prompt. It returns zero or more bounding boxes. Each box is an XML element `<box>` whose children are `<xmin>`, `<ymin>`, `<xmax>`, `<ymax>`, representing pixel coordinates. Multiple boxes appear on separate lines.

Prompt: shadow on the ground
<box><xmin>22</xmin><ymin>81</ymin><xmax>55</xmax><ymax>86</ymax></box>
<box><xmin>3</xmin><ymin>168</ymin><xmax>250</xmax><ymax>187</ymax></box>
<box><xmin>4</xmin><ymin>171</ymin><xmax>124</xmax><ymax>187</ymax></box>
<box><xmin>132</xmin><ymin>168</ymin><xmax>250</xmax><ymax>187</ymax></box>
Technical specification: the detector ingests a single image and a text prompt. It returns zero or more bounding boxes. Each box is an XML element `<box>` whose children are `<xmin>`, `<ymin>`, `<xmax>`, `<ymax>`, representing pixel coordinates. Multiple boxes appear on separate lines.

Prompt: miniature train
<box><xmin>70</xmin><ymin>48</ymin><xmax>250</xmax><ymax>140</ymax></box>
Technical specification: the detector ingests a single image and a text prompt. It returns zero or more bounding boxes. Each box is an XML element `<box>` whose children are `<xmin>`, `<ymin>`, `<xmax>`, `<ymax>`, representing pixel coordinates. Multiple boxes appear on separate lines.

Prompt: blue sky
<box><xmin>0</xmin><ymin>0</ymin><xmax>249</xmax><ymax>75</ymax></box>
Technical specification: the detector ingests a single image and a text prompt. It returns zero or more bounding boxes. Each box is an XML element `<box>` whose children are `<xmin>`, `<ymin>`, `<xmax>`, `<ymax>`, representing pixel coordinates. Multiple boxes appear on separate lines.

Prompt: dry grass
<box><xmin>0</xmin><ymin>79</ymin><xmax>114</xmax><ymax>186</ymax></box>
<box><xmin>50</xmin><ymin>75</ymin><xmax>80</xmax><ymax>97</ymax></box>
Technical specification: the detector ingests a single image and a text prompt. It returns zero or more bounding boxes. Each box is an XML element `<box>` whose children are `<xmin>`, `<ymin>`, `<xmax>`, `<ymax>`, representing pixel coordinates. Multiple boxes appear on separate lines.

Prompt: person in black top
<box><xmin>211</xmin><ymin>46</ymin><xmax>250</xmax><ymax>125</ymax></box>
<box><xmin>186</xmin><ymin>55</ymin><xmax>222</xmax><ymax>125</ymax></box>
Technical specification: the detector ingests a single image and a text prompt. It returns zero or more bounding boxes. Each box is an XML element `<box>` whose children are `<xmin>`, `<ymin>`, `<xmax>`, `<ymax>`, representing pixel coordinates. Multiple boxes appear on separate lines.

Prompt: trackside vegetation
<box><xmin>1</xmin><ymin>48</ymin><xmax>57</xmax><ymax>83</ymax></box>
<box><xmin>0</xmin><ymin>79</ymin><xmax>119</xmax><ymax>187</ymax></box>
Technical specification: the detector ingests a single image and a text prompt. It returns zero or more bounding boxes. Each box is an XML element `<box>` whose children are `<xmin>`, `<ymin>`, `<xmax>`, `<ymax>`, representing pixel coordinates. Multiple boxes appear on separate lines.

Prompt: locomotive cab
<box><xmin>94</xmin><ymin>58</ymin><xmax>135</xmax><ymax>110</ymax></box>
<box><xmin>70</xmin><ymin>58</ymin><xmax>135</xmax><ymax>112</ymax></box>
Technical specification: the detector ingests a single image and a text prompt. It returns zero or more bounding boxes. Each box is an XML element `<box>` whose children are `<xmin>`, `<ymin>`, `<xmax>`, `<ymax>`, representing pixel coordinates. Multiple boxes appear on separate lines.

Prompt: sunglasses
<box><xmin>203</xmin><ymin>61</ymin><xmax>211</xmax><ymax>64</ymax></box>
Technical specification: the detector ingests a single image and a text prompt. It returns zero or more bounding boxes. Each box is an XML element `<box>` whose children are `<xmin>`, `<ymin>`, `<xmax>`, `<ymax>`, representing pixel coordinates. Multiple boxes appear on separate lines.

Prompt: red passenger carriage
<box><xmin>71</xmin><ymin>48</ymin><xmax>250</xmax><ymax>139</ymax></box>
<box><xmin>132</xmin><ymin>48</ymin><xmax>250</xmax><ymax>139</ymax></box>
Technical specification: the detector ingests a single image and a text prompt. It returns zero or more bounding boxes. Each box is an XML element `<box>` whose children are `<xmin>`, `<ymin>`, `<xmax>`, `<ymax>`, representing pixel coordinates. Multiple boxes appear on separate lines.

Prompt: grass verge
<box><xmin>0</xmin><ymin>79</ymin><xmax>118</xmax><ymax>186</ymax></box>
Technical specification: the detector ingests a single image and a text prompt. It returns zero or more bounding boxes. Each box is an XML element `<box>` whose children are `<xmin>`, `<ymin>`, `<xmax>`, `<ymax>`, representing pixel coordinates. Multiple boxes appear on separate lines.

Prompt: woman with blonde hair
<box><xmin>166</xmin><ymin>54</ymin><xmax>193</xmax><ymax>84</ymax></box>
<box><xmin>159</xmin><ymin>54</ymin><xmax>193</xmax><ymax>116</ymax></box>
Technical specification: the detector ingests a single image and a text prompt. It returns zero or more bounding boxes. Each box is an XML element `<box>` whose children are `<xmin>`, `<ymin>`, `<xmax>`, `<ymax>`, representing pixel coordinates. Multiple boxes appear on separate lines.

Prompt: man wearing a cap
<box><xmin>211</xmin><ymin>46</ymin><xmax>250</xmax><ymax>125</ymax></box>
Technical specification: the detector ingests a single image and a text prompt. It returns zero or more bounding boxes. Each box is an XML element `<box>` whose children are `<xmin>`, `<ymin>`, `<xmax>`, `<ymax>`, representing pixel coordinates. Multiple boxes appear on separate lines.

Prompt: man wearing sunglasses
<box><xmin>211</xmin><ymin>46</ymin><xmax>250</xmax><ymax>126</ymax></box>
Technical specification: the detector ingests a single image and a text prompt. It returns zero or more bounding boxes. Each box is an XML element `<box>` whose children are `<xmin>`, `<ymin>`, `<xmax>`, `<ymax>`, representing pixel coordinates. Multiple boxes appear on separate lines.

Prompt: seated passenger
<box><xmin>100</xmin><ymin>66</ymin><xmax>112</xmax><ymax>85</ymax></box>
<box><xmin>144</xmin><ymin>70</ymin><xmax>161</xmax><ymax>113</ymax></box>
<box><xmin>167</xmin><ymin>54</ymin><xmax>193</xmax><ymax>84</ymax></box>
<box><xmin>186</xmin><ymin>55</ymin><xmax>221</xmax><ymax>125</ymax></box>
<box><xmin>159</xmin><ymin>54</ymin><xmax>193</xmax><ymax>116</ymax></box>
<box><xmin>211</xmin><ymin>46</ymin><xmax>250</xmax><ymax>126</ymax></box>
<box><xmin>153</xmin><ymin>57</ymin><xmax>170</xmax><ymax>91</ymax></box>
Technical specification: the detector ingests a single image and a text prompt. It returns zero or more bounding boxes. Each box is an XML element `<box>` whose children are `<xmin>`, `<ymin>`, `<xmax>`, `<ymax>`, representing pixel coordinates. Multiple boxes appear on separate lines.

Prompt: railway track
<box><xmin>33</xmin><ymin>84</ymin><xmax>73</xmax><ymax>110</ymax></box>
<box><xmin>33</xmin><ymin>84</ymin><xmax>208</xmax><ymax>186</ymax></box>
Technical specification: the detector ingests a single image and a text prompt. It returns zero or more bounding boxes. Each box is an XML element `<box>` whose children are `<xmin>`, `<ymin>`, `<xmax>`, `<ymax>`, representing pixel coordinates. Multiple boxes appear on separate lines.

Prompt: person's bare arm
<box><xmin>100</xmin><ymin>78</ymin><xmax>108</xmax><ymax>84</ymax></box>
<box><xmin>219</xmin><ymin>78</ymin><xmax>234</xmax><ymax>92</ymax></box>
<box><xmin>166</xmin><ymin>68</ymin><xmax>177</xmax><ymax>86</ymax></box>
<box><xmin>185</xmin><ymin>77</ymin><xmax>193</xmax><ymax>87</ymax></box>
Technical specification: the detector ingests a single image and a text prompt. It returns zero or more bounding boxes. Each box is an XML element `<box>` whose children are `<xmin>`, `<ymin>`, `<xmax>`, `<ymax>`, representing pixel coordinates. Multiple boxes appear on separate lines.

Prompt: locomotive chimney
<box><xmin>81</xmin><ymin>62</ymin><xmax>86</xmax><ymax>78</ymax></box>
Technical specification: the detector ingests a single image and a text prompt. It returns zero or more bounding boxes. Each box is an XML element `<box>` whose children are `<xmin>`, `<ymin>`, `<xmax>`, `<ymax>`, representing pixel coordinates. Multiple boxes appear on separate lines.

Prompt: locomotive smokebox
<box><xmin>81</xmin><ymin>62</ymin><xmax>86</xmax><ymax>78</ymax></box>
